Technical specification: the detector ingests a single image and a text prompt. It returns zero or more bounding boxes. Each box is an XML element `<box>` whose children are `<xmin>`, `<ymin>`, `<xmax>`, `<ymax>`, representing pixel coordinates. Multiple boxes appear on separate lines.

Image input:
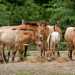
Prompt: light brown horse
<box><xmin>64</xmin><ymin>27</ymin><xmax>75</xmax><ymax>60</ymax></box>
<box><xmin>0</xmin><ymin>29</ymin><xmax>36</xmax><ymax>62</ymax></box>
<box><xmin>46</xmin><ymin>22</ymin><xmax>62</xmax><ymax>59</ymax></box>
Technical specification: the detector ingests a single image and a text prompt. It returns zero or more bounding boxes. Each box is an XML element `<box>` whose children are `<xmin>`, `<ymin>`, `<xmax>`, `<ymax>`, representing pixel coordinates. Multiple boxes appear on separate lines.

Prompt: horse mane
<box><xmin>24</xmin><ymin>21</ymin><xmax>38</xmax><ymax>26</ymax></box>
<box><xmin>40</xmin><ymin>21</ymin><xmax>49</xmax><ymax>26</ymax></box>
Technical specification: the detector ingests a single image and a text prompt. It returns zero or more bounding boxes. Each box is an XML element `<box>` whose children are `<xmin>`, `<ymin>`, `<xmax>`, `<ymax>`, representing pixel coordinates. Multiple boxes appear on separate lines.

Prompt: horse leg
<box><xmin>19</xmin><ymin>50</ymin><xmax>24</xmax><ymax>61</ymax></box>
<box><xmin>68</xmin><ymin>49</ymin><xmax>72</xmax><ymax>60</ymax></box>
<box><xmin>52</xmin><ymin>43</ymin><xmax>55</xmax><ymax>57</ymax></box>
<box><xmin>12</xmin><ymin>50</ymin><xmax>17</xmax><ymax>62</ymax></box>
<box><xmin>56</xmin><ymin>44</ymin><xmax>60</xmax><ymax>57</ymax></box>
<box><xmin>43</xmin><ymin>43</ymin><xmax>47</xmax><ymax>56</ymax></box>
<box><xmin>68</xmin><ymin>45</ymin><xmax>73</xmax><ymax>60</ymax></box>
<box><xmin>24</xmin><ymin>45</ymin><xmax>28</xmax><ymax>57</ymax></box>
<box><xmin>52</xmin><ymin>49</ymin><xmax>55</xmax><ymax>57</ymax></box>
<box><xmin>2</xmin><ymin>45</ymin><xmax>8</xmax><ymax>63</ymax></box>
<box><xmin>42</xmin><ymin>45</ymin><xmax>45</xmax><ymax>56</ymax></box>
<box><xmin>43</xmin><ymin>49</ymin><xmax>45</xmax><ymax>56</ymax></box>
<box><xmin>57</xmin><ymin>50</ymin><xmax>60</xmax><ymax>57</ymax></box>
<box><xmin>41</xmin><ymin>49</ymin><xmax>43</xmax><ymax>56</ymax></box>
<box><xmin>7</xmin><ymin>51</ymin><xmax>10</xmax><ymax>62</ymax></box>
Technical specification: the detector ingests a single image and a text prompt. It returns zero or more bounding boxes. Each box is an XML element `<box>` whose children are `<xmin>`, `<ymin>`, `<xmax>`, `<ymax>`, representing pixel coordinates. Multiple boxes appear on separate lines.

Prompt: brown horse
<box><xmin>35</xmin><ymin>22</ymin><xmax>47</xmax><ymax>57</ymax></box>
<box><xmin>33</xmin><ymin>21</ymin><xmax>62</xmax><ymax>57</ymax></box>
<box><xmin>20</xmin><ymin>21</ymin><xmax>48</xmax><ymax>57</ymax></box>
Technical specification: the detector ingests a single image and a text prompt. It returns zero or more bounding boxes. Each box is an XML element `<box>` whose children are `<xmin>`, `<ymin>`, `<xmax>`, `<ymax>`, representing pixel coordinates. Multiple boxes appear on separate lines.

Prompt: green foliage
<box><xmin>59</xmin><ymin>42</ymin><xmax>67</xmax><ymax>51</ymax></box>
<box><xmin>0</xmin><ymin>0</ymin><xmax>75</xmax><ymax>28</ymax></box>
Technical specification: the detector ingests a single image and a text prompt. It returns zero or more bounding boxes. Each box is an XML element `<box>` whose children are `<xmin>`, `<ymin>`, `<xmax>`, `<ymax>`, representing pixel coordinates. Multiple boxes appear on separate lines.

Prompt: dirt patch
<box><xmin>56</xmin><ymin>57</ymin><xmax>70</xmax><ymax>63</ymax></box>
<box><xmin>0</xmin><ymin>51</ymin><xmax>75</xmax><ymax>75</ymax></box>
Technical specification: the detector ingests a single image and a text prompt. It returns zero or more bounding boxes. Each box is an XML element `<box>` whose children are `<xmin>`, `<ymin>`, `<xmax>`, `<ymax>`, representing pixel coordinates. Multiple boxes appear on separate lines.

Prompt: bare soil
<box><xmin>0</xmin><ymin>51</ymin><xmax>75</xmax><ymax>75</ymax></box>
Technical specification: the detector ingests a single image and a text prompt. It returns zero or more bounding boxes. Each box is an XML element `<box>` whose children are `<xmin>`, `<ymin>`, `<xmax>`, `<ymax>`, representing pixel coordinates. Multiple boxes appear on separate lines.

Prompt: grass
<box><xmin>16</xmin><ymin>71</ymin><xmax>33</xmax><ymax>75</ymax></box>
<box><xmin>16</xmin><ymin>71</ymin><xmax>75</xmax><ymax>75</ymax></box>
<box><xmin>28</xmin><ymin>42</ymin><xmax>67</xmax><ymax>51</ymax></box>
<box><xmin>59</xmin><ymin>42</ymin><xmax>67</xmax><ymax>51</ymax></box>
<box><xmin>48</xmin><ymin>72</ymin><xmax>75</xmax><ymax>75</ymax></box>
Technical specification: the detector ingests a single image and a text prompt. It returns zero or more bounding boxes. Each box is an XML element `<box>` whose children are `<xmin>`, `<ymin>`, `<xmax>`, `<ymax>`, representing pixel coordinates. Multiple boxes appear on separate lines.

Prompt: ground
<box><xmin>0</xmin><ymin>51</ymin><xmax>75</xmax><ymax>75</ymax></box>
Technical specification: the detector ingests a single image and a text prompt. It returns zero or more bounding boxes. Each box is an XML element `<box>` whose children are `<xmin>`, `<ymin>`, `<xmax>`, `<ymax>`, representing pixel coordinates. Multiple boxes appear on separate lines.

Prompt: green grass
<box><xmin>16</xmin><ymin>71</ymin><xmax>33</xmax><ymax>75</ymax></box>
<box><xmin>28</xmin><ymin>42</ymin><xmax>67</xmax><ymax>51</ymax></box>
<box><xmin>48</xmin><ymin>72</ymin><xmax>75</xmax><ymax>75</ymax></box>
<box><xmin>59</xmin><ymin>42</ymin><xmax>67</xmax><ymax>51</ymax></box>
<box><xmin>27</xmin><ymin>43</ymin><xmax>36</xmax><ymax>51</ymax></box>
<box><xmin>16</xmin><ymin>71</ymin><xmax>75</xmax><ymax>75</ymax></box>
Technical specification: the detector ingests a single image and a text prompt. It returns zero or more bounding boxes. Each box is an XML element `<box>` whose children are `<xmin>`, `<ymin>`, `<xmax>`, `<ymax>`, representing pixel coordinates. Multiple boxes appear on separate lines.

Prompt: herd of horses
<box><xmin>0</xmin><ymin>21</ymin><xmax>74</xmax><ymax>63</ymax></box>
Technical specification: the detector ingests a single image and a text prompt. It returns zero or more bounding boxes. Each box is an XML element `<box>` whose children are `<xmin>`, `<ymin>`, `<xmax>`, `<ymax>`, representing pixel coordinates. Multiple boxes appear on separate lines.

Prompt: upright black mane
<box><xmin>24</xmin><ymin>21</ymin><xmax>38</xmax><ymax>26</ymax></box>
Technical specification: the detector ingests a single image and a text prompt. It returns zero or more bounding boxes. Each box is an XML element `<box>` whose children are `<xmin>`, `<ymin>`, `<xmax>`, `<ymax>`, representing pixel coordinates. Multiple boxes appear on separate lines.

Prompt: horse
<box><xmin>47</xmin><ymin>31</ymin><xmax>61</xmax><ymax>58</ymax></box>
<box><xmin>46</xmin><ymin>22</ymin><xmax>62</xmax><ymax>59</ymax></box>
<box><xmin>34</xmin><ymin>21</ymin><xmax>62</xmax><ymax>57</ymax></box>
<box><xmin>15</xmin><ymin>22</ymin><xmax>47</xmax><ymax>57</ymax></box>
<box><xmin>0</xmin><ymin>21</ymin><xmax>48</xmax><ymax>62</ymax></box>
<box><xmin>0</xmin><ymin>28</ymin><xmax>36</xmax><ymax>62</ymax></box>
<box><xmin>64</xmin><ymin>27</ymin><xmax>75</xmax><ymax>60</ymax></box>
<box><xmin>0</xmin><ymin>21</ymin><xmax>55</xmax><ymax>62</ymax></box>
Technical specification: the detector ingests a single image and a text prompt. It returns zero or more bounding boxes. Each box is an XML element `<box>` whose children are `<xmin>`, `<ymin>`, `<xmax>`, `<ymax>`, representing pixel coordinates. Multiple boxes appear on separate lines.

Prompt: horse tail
<box><xmin>49</xmin><ymin>33</ymin><xmax>51</xmax><ymax>50</ymax></box>
<box><xmin>47</xmin><ymin>33</ymin><xmax>51</xmax><ymax>50</ymax></box>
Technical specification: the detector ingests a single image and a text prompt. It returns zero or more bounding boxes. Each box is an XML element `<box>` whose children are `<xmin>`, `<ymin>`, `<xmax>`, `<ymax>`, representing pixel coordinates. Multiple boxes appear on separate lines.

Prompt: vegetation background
<box><xmin>0</xmin><ymin>0</ymin><xmax>75</xmax><ymax>28</ymax></box>
<box><xmin>0</xmin><ymin>0</ymin><xmax>75</xmax><ymax>50</ymax></box>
